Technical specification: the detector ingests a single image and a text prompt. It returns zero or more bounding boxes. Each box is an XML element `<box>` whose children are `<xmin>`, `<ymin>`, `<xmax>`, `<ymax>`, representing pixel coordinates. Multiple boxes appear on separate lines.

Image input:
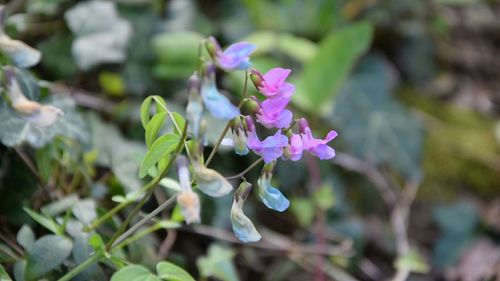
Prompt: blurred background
<box><xmin>0</xmin><ymin>0</ymin><xmax>499</xmax><ymax>280</ymax></box>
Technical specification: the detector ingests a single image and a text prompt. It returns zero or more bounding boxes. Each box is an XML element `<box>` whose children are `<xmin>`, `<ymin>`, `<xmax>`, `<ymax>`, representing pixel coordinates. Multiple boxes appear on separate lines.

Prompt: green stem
<box><xmin>85</xmin><ymin>202</ymin><xmax>128</xmax><ymax>231</ymax></box>
<box><xmin>205</xmin><ymin>71</ymin><xmax>249</xmax><ymax>166</ymax></box>
<box><xmin>225</xmin><ymin>157</ymin><xmax>263</xmax><ymax>180</ymax></box>
<box><xmin>105</xmin><ymin>123</ymin><xmax>188</xmax><ymax>250</ymax></box>
<box><xmin>57</xmin><ymin>253</ymin><xmax>102</xmax><ymax>281</ymax></box>
<box><xmin>112</xmin><ymin>195</ymin><xmax>178</xmax><ymax>248</ymax></box>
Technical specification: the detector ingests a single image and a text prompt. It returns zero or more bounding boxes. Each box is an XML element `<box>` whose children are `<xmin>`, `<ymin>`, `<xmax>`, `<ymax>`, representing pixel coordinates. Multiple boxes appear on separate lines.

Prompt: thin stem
<box><xmin>14</xmin><ymin>148</ymin><xmax>52</xmax><ymax>199</ymax></box>
<box><xmin>112</xmin><ymin>195</ymin><xmax>178</xmax><ymax>248</ymax></box>
<box><xmin>57</xmin><ymin>253</ymin><xmax>102</xmax><ymax>281</ymax></box>
<box><xmin>225</xmin><ymin>157</ymin><xmax>263</xmax><ymax>180</ymax></box>
<box><xmin>206</xmin><ymin>71</ymin><xmax>249</xmax><ymax>166</ymax></box>
<box><xmin>85</xmin><ymin>202</ymin><xmax>127</xmax><ymax>231</ymax></box>
<box><xmin>105</xmin><ymin>123</ymin><xmax>187</xmax><ymax>250</ymax></box>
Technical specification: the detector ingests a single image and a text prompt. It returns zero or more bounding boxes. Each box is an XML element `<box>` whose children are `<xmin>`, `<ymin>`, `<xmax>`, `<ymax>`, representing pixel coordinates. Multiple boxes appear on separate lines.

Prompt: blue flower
<box><xmin>257</xmin><ymin>174</ymin><xmax>289</xmax><ymax>212</ymax></box>
<box><xmin>201</xmin><ymin>64</ymin><xmax>240</xmax><ymax>120</ymax></box>
<box><xmin>230</xmin><ymin>181</ymin><xmax>261</xmax><ymax>243</ymax></box>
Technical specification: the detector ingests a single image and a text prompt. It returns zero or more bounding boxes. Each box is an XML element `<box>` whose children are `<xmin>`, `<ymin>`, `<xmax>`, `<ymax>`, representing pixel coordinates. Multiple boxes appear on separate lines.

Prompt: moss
<box><xmin>400</xmin><ymin>89</ymin><xmax>500</xmax><ymax>200</ymax></box>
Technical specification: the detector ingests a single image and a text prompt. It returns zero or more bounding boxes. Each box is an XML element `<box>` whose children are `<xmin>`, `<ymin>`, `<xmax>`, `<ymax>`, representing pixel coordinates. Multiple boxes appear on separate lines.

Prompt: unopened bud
<box><xmin>187</xmin><ymin>73</ymin><xmax>201</xmax><ymax>95</ymax></box>
<box><xmin>249</xmin><ymin>69</ymin><xmax>264</xmax><ymax>90</ymax></box>
<box><xmin>205</xmin><ymin>36</ymin><xmax>221</xmax><ymax>59</ymax></box>
<box><xmin>298</xmin><ymin>118</ymin><xmax>309</xmax><ymax>134</ymax></box>
<box><xmin>241</xmin><ymin>98</ymin><xmax>260</xmax><ymax>115</ymax></box>
<box><xmin>235</xmin><ymin>180</ymin><xmax>252</xmax><ymax>201</ymax></box>
<box><xmin>244</xmin><ymin>116</ymin><xmax>255</xmax><ymax>132</ymax></box>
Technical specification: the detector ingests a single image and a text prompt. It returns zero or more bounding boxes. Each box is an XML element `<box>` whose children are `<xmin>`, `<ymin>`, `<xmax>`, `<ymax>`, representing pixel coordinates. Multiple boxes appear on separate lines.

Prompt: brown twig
<box><xmin>187</xmin><ymin>225</ymin><xmax>352</xmax><ymax>257</ymax></box>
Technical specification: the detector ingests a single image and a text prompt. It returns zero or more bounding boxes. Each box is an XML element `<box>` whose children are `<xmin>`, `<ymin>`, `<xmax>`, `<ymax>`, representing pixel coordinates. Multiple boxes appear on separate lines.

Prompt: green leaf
<box><xmin>151</xmin><ymin>31</ymin><xmax>203</xmax><ymax>79</ymax></box>
<box><xmin>332</xmin><ymin>55</ymin><xmax>423</xmax><ymax>178</ymax></box>
<box><xmin>145</xmin><ymin>112</ymin><xmax>167</xmax><ymax>148</ymax></box>
<box><xmin>16</xmin><ymin>225</ymin><xmax>35</xmax><ymax>250</ymax></box>
<box><xmin>110</xmin><ymin>265</ymin><xmax>160</xmax><ymax>281</ymax></box>
<box><xmin>25</xmin><ymin>235</ymin><xmax>72</xmax><ymax>281</ymax></box>
<box><xmin>40</xmin><ymin>195</ymin><xmax>79</xmax><ymax>217</ymax></box>
<box><xmin>141</xmin><ymin>96</ymin><xmax>153</xmax><ymax>129</ymax></box>
<box><xmin>313</xmin><ymin>184</ymin><xmax>336</xmax><ymax>210</ymax></box>
<box><xmin>294</xmin><ymin>22</ymin><xmax>373</xmax><ymax>114</ymax></box>
<box><xmin>0</xmin><ymin>264</ymin><xmax>12</xmax><ymax>281</ymax></box>
<box><xmin>72</xmin><ymin>199</ymin><xmax>97</xmax><ymax>226</ymax></box>
<box><xmin>23</xmin><ymin>207</ymin><xmax>62</xmax><ymax>235</ymax></box>
<box><xmin>171</xmin><ymin>112</ymin><xmax>186</xmax><ymax>136</ymax></box>
<box><xmin>139</xmin><ymin>134</ymin><xmax>180</xmax><ymax>178</ymax></box>
<box><xmin>88</xmin><ymin>233</ymin><xmax>106</xmax><ymax>254</ymax></box>
<box><xmin>197</xmin><ymin>244</ymin><xmax>239</xmax><ymax>281</ymax></box>
<box><xmin>395</xmin><ymin>249</ymin><xmax>430</xmax><ymax>274</ymax></box>
<box><xmin>290</xmin><ymin>198</ymin><xmax>315</xmax><ymax>227</ymax></box>
<box><xmin>156</xmin><ymin>261</ymin><xmax>195</xmax><ymax>281</ymax></box>
<box><xmin>152</xmin><ymin>95</ymin><xmax>168</xmax><ymax>114</ymax></box>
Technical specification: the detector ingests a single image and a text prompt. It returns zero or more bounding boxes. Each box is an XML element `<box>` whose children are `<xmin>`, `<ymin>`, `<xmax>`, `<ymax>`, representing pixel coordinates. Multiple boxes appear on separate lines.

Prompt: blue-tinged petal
<box><xmin>257</xmin><ymin>177</ymin><xmax>290</xmax><ymax>212</ymax></box>
<box><xmin>233</xmin><ymin>128</ymin><xmax>249</xmax><ymax>156</ymax></box>
<box><xmin>201</xmin><ymin>83</ymin><xmax>239</xmax><ymax>120</ymax></box>
<box><xmin>231</xmin><ymin>199</ymin><xmax>261</xmax><ymax>243</ymax></box>
<box><xmin>192</xmin><ymin>162</ymin><xmax>233</xmax><ymax>197</ymax></box>
<box><xmin>0</xmin><ymin>35</ymin><xmax>41</xmax><ymax>68</ymax></box>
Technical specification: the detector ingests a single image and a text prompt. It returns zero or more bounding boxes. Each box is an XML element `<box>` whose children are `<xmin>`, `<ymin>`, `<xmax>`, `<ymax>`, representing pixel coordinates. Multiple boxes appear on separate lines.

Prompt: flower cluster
<box><xmin>178</xmin><ymin>36</ymin><xmax>337</xmax><ymax>243</ymax></box>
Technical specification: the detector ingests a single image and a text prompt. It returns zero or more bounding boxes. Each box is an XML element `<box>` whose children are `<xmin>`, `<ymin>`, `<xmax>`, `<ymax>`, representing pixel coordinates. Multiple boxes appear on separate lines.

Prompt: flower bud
<box><xmin>234</xmin><ymin>180</ymin><xmax>252</xmax><ymax>201</ymax></box>
<box><xmin>240</xmin><ymin>97</ymin><xmax>260</xmax><ymax>115</ymax></box>
<box><xmin>249</xmin><ymin>69</ymin><xmax>264</xmax><ymax>89</ymax></box>
<box><xmin>192</xmin><ymin>161</ymin><xmax>233</xmax><ymax>197</ymax></box>
<box><xmin>177</xmin><ymin>191</ymin><xmax>201</xmax><ymax>224</ymax></box>
<box><xmin>298</xmin><ymin>118</ymin><xmax>309</xmax><ymax>134</ymax></box>
<box><xmin>231</xmin><ymin>180</ymin><xmax>261</xmax><ymax>243</ymax></box>
<box><xmin>205</xmin><ymin>36</ymin><xmax>221</xmax><ymax>59</ymax></box>
<box><xmin>175</xmin><ymin>155</ymin><xmax>201</xmax><ymax>224</ymax></box>
<box><xmin>186</xmin><ymin>73</ymin><xmax>203</xmax><ymax>139</ymax></box>
<box><xmin>282</xmin><ymin>145</ymin><xmax>292</xmax><ymax>160</ymax></box>
<box><xmin>244</xmin><ymin>116</ymin><xmax>255</xmax><ymax>132</ymax></box>
<box><xmin>257</xmin><ymin>163</ymin><xmax>289</xmax><ymax>212</ymax></box>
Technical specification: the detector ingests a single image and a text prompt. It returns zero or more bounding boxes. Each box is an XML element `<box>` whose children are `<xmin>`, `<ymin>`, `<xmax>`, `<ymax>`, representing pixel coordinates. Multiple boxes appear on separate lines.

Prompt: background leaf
<box><xmin>25</xmin><ymin>235</ymin><xmax>73</xmax><ymax>281</ymax></box>
<box><xmin>294</xmin><ymin>22</ymin><xmax>373</xmax><ymax>114</ymax></box>
<box><xmin>156</xmin><ymin>261</ymin><xmax>195</xmax><ymax>281</ymax></box>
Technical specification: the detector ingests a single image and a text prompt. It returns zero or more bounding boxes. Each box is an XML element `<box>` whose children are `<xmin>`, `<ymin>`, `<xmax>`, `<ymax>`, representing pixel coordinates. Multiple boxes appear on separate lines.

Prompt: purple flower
<box><xmin>252</xmin><ymin>68</ymin><xmax>295</xmax><ymax>99</ymax></box>
<box><xmin>287</xmin><ymin>133</ymin><xmax>304</xmax><ymax>161</ymax></box>
<box><xmin>246</xmin><ymin>117</ymin><xmax>288</xmax><ymax>163</ymax></box>
<box><xmin>299</xmin><ymin>118</ymin><xmax>337</xmax><ymax>160</ymax></box>
<box><xmin>255</xmin><ymin>96</ymin><xmax>293</xmax><ymax>129</ymax></box>
<box><xmin>207</xmin><ymin>37</ymin><xmax>256</xmax><ymax>71</ymax></box>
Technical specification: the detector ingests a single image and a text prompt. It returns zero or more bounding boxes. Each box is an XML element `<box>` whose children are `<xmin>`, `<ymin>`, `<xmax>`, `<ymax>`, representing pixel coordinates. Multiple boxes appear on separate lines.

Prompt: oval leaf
<box><xmin>157</xmin><ymin>261</ymin><xmax>195</xmax><ymax>281</ymax></box>
<box><xmin>140</xmin><ymin>96</ymin><xmax>153</xmax><ymax>129</ymax></box>
<box><xmin>145</xmin><ymin>112</ymin><xmax>167</xmax><ymax>148</ymax></box>
<box><xmin>110</xmin><ymin>265</ymin><xmax>160</xmax><ymax>281</ymax></box>
<box><xmin>139</xmin><ymin>134</ymin><xmax>181</xmax><ymax>178</ymax></box>
<box><xmin>25</xmin><ymin>235</ymin><xmax>73</xmax><ymax>281</ymax></box>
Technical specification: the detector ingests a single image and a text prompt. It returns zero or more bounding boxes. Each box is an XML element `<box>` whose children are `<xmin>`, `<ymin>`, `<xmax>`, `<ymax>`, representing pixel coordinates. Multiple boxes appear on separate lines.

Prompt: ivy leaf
<box><xmin>294</xmin><ymin>22</ymin><xmax>373</xmax><ymax>115</ymax></box>
<box><xmin>197</xmin><ymin>244</ymin><xmax>239</xmax><ymax>281</ymax></box>
<box><xmin>110</xmin><ymin>265</ymin><xmax>160</xmax><ymax>281</ymax></box>
<box><xmin>156</xmin><ymin>261</ymin><xmax>195</xmax><ymax>281</ymax></box>
<box><xmin>25</xmin><ymin>235</ymin><xmax>73</xmax><ymax>281</ymax></box>
<box><xmin>139</xmin><ymin>134</ymin><xmax>180</xmax><ymax>179</ymax></box>
<box><xmin>64</xmin><ymin>0</ymin><xmax>132</xmax><ymax>70</ymax></box>
<box><xmin>89</xmin><ymin>114</ymin><xmax>146</xmax><ymax>192</ymax></box>
<box><xmin>332</xmin><ymin>55</ymin><xmax>424</xmax><ymax>178</ymax></box>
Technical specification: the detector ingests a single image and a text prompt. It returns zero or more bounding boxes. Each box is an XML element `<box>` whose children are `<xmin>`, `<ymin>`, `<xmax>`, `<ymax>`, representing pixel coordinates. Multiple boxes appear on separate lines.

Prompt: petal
<box><xmin>193</xmin><ymin>162</ymin><xmax>233</xmax><ymax>197</ymax></box>
<box><xmin>223</xmin><ymin>42</ymin><xmax>256</xmax><ymax>58</ymax></box>
<box><xmin>274</xmin><ymin>109</ymin><xmax>292</xmax><ymax>129</ymax></box>
<box><xmin>257</xmin><ymin>177</ymin><xmax>290</xmax><ymax>212</ymax></box>
<box><xmin>0</xmin><ymin>35</ymin><xmax>41</xmax><ymax>68</ymax></box>
<box><xmin>311</xmin><ymin>144</ymin><xmax>336</xmax><ymax>160</ymax></box>
<box><xmin>201</xmin><ymin>82</ymin><xmax>240</xmax><ymax>120</ymax></box>
<box><xmin>177</xmin><ymin>191</ymin><xmax>201</xmax><ymax>224</ymax></box>
<box><xmin>263</xmin><ymin>68</ymin><xmax>291</xmax><ymax>86</ymax></box>
<box><xmin>323</xmin><ymin>130</ymin><xmax>338</xmax><ymax>143</ymax></box>
<box><xmin>276</xmin><ymin>82</ymin><xmax>295</xmax><ymax>99</ymax></box>
<box><xmin>231</xmin><ymin>199</ymin><xmax>261</xmax><ymax>243</ymax></box>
